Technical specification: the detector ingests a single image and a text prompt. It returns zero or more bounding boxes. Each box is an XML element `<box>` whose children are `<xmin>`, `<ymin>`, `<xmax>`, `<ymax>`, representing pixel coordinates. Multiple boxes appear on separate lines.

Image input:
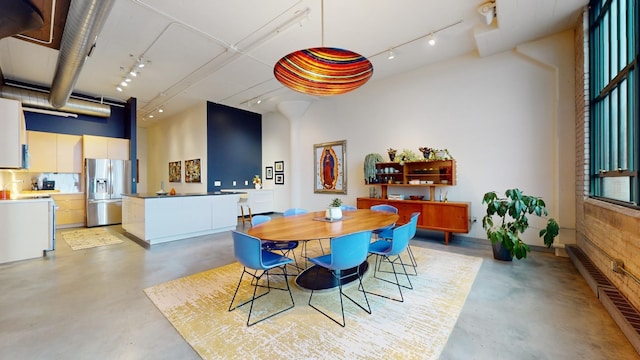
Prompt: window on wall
<box><xmin>589</xmin><ymin>0</ymin><xmax>639</xmax><ymax>206</ymax></box>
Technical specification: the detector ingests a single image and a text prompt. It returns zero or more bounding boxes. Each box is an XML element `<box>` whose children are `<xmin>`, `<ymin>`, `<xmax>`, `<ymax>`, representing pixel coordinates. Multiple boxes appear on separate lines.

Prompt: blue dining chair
<box><xmin>365</xmin><ymin>221</ymin><xmax>413</xmax><ymax>302</ymax></box>
<box><xmin>340</xmin><ymin>205</ymin><xmax>357</xmax><ymax>211</ymax></box>
<box><xmin>377</xmin><ymin>212</ymin><xmax>420</xmax><ymax>276</ymax></box>
<box><xmin>228</xmin><ymin>230</ymin><xmax>295</xmax><ymax>326</ymax></box>
<box><xmin>370</xmin><ymin>204</ymin><xmax>398</xmax><ymax>239</ymax></box>
<box><xmin>307</xmin><ymin>230</ymin><xmax>373</xmax><ymax>327</ymax></box>
<box><xmin>253</xmin><ymin>214</ymin><xmax>301</xmax><ymax>274</ymax></box>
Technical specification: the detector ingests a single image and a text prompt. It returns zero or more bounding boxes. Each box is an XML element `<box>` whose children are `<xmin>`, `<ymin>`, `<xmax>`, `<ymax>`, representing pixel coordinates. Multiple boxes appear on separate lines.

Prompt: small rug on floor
<box><xmin>61</xmin><ymin>227</ymin><xmax>125</xmax><ymax>250</ymax></box>
<box><xmin>144</xmin><ymin>245</ymin><xmax>482</xmax><ymax>359</ymax></box>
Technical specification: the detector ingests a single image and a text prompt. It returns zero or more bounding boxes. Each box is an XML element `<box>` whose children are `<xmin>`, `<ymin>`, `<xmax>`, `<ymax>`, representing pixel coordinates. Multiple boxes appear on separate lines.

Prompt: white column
<box><xmin>277</xmin><ymin>100</ymin><xmax>311</xmax><ymax>208</ymax></box>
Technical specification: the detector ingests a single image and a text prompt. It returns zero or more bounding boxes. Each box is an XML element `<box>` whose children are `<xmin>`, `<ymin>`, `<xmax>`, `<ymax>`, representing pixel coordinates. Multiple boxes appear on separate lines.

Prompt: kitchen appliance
<box><xmin>86</xmin><ymin>158</ymin><xmax>131</xmax><ymax>227</ymax></box>
<box><xmin>43</xmin><ymin>180</ymin><xmax>55</xmax><ymax>190</ymax></box>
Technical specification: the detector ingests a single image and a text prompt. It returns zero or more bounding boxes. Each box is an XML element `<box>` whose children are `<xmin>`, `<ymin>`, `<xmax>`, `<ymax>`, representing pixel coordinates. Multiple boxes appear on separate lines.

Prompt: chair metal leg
<box><xmin>228</xmin><ymin>265</ymin><xmax>295</xmax><ymax>326</ymax></box>
<box><xmin>364</xmin><ymin>253</ymin><xmax>413</xmax><ymax>302</ymax></box>
<box><xmin>308</xmin><ymin>266</ymin><xmax>371</xmax><ymax>327</ymax></box>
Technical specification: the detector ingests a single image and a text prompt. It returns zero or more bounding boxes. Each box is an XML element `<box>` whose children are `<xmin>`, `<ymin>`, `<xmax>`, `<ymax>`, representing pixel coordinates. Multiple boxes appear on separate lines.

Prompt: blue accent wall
<box><xmin>25</xmin><ymin>105</ymin><xmax>128</xmax><ymax>138</ymax></box>
<box><xmin>207</xmin><ymin>102</ymin><xmax>261</xmax><ymax>191</ymax></box>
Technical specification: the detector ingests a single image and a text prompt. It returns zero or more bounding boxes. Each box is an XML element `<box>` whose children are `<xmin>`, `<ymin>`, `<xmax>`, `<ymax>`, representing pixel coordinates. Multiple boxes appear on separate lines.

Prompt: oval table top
<box><xmin>247</xmin><ymin>209</ymin><xmax>399</xmax><ymax>241</ymax></box>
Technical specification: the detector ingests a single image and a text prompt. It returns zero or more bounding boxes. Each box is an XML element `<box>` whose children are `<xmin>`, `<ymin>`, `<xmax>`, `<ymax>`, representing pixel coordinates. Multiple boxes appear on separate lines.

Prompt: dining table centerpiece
<box><xmin>325</xmin><ymin>198</ymin><xmax>343</xmax><ymax>220</ymax></box>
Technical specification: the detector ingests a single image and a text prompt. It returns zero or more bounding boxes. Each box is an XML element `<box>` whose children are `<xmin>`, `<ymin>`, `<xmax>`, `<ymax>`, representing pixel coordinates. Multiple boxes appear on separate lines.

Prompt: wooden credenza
<box><xmin>357</xmin><ymin>197</ymin><xmax>470</xmax><ymax>245</ymax></box>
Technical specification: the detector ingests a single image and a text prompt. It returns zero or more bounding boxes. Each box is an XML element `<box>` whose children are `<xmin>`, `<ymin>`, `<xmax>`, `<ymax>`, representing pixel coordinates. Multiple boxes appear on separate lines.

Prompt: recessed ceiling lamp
<box><xmin>273</xmin><ymin>0</ymin><xmax>373</xmax><ymax>96</ymax></box>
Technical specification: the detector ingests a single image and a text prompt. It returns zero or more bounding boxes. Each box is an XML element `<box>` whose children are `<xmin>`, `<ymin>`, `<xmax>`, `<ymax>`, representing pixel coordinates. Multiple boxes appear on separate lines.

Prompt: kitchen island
<box><xmin>121</xmin><ymin>192</ymin><xmax>241</xmax><ymax>245</ymax></box>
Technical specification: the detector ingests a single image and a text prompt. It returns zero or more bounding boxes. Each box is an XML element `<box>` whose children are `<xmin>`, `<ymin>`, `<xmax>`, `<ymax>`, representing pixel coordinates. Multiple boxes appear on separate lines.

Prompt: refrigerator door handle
<box><xmin>88</xmin><ymin>199</ymin><xmax>121</xmax><ymax>204</ymax></box>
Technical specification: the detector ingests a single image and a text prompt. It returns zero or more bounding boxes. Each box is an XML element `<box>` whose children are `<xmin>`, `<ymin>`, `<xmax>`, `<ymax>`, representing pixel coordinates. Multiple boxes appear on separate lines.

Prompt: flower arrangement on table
<box><xmin>252</xmin><ymin>175</ymin><xmax>261</xmax><ymax>185</ymax></box>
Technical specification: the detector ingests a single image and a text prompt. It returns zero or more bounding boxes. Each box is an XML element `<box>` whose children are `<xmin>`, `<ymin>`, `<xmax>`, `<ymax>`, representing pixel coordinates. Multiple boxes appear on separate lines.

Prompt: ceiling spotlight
<box><xmin>256</xmin><ymin>99</ymin><xmax>262</xmax><ymax>104</ymax></box>
<box><xmin>158</xmin><ymin>108</ymin><xmax>164</xmax><ymax>113</ymax></box>
<box><xmin>129</xmin><ymin>71</ymin><xmax>137</xmax><ymax>77</ymax></box>
<box><xmin>428</xmin><ymin>33</ymin><xmax>436</xmax><ymax>46</ymax></box>
<box><xmin>137</xmin><ymin>58</ymin><xmax>145</xmax><ymax>68</ymax></box>
<box><xmin>125</xmin><ymin>78</ymin><xmax>131</xmax><ymax>82</ymax></box>
<box><xmin>116</xmin><ymin>86</ymin><xmax>123</xmax><ymax>92</ymax></box>
<box><xmin>120</xmin><ymin>81</ymin><xmax>128</xmax><ymax>87</ymax></box>
<box><xmin>387</xmin><ymin>49</ymin><xmax>395</xmax><ymax>60</ymax></box>
<box><xmin>149</xmin><ymin>114</ymin><xmax>154</xmax><ymax>118</ymax></box>
<box><xmin>478</xmin><ymin>1</ymin><xmax>496</xmax><ymax>25</ymax></box>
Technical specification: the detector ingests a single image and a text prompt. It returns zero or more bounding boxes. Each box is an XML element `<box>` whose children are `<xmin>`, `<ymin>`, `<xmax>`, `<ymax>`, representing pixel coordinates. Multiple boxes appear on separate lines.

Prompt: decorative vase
<box><xmin>325</xmin><ymin>207</ymin><xmax>343</xmax><ymax>220</ymax></box>
<box><xmin>254</xmin><ymin>183</ymin><xmax>261</xmax><ymax>190</ymax></box>
<box><xmin>388</xmin><ymin>153</ymin><xmax>395</xmax><ymax>162</ymax></box>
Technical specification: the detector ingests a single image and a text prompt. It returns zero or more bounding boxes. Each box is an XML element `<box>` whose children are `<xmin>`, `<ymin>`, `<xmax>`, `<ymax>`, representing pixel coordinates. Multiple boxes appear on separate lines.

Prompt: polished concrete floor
<box><xmin>1</xmin><ymin>220</ymin><xmax>639</xmax><ymax>360</ymax></box>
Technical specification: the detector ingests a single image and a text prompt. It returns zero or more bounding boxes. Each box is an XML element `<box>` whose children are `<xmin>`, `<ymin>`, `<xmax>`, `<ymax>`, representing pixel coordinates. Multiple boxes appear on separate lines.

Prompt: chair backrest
<box><xmin>340</xmin><ymin>205</ymin><xmax>357</xmax><ymax>211</ymax></box>
<box><xmin>251</xmin><ymin>215</ymin><xmax>271</xmax><ymax>226</ymax></box>
<box><xmin>370</xmin><ymin>204</ymin><xmax>398</xmax><ymax>214</ymax></box>
<box><xmin>327</xmin><ymin>230</ymin><xmax>373</xmax><ymax>270</ymax></box>
<box><xmin>232</xmin><ymin>230</ymin><xmax>265</xmax><ymax>270</ymax></box>
<box><xmin>408</xmin><ymin>212</ymin><xmax>420</xmax><ymax>239</ymax></box>
<box><xmin>283</xmin><ymin>208</ymin><xmax>308</xmax><ymax>217</ymax></box>
<box><xmin>387</xmin><ymin>222</ymin><xmax>412</xmax><ymax>256</ymax></box>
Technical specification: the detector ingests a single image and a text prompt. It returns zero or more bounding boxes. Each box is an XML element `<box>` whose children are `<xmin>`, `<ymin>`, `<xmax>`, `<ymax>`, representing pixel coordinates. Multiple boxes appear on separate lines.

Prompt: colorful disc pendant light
<box><xmin>274</xmin><ymin>47</ymin><xmax>373</xmax><ymax>96</ymax></box>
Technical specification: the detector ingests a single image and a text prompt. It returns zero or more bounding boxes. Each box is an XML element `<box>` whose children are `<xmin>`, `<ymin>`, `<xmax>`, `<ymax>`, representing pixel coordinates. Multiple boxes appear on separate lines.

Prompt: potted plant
<box><xmin>252</xmin><ymin>175</ymin><xmax>261</xmax><ymax>189</ymax></box>
<box><xmin>325</xmin><ymin>198</ymin><xmax>343</xmax><ymax>220</ymax></box>
<box><xmin>481</xmin><ymin>188</ymin><xmax>559</xmax><ymax>260</ymax></box>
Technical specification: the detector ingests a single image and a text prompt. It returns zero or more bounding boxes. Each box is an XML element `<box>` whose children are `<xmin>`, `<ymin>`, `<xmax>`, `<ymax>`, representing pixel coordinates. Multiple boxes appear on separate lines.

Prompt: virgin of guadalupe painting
<box><xmin>314</xmin><ymin>140</ymin><xmax>346</xmax><ymax>194</ymax></box>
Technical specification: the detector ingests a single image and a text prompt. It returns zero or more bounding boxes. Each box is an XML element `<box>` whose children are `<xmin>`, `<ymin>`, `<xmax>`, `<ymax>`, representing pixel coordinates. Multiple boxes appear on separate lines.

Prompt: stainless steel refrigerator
<box><xmin>86</xmin><ymin>158</ymin><xmax>131</xmax><ymax>227</ymax></box>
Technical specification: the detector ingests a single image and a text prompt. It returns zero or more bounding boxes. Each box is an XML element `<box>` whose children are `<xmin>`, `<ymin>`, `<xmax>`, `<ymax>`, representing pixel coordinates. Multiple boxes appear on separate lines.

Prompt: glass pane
<box><xmin>602</xmin><ymin>176</ymin><xmax>632</xmax><ymax>202</ymax></box>
<box><xmin>620</xmin><ymin>79</ymin><xmax>628</xmax><ymax>169</ymax></box>
<box><xmin>620</xmin><ymin>0</ymin><xmax>627</xmax><ymax>68</ymax></box>
<box><xmin>603</xmin><ymin>11</ymin><xmax>610</xmax><ymax>84</ymax></box>
<box><xmin>611</xmin><ymin>87</ymin><xmax>618</xmax><ymax>170</ymax></box>
<box><xmin>610</xmin><ymin>0</ymin><xmax>618</xmax><ymax>81</ymax></box>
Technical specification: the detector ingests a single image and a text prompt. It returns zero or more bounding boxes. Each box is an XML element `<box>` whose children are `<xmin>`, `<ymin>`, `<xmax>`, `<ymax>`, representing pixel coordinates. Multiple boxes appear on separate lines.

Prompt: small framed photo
<box><xmin>275</xmin><ymin>173</ymin><xmax>284</xmax><ymax>185</ymax></box>
<box><xmin>275</xmin><ymin>161</ymin><xmax>284</xmax><ymax>173</ymax></box>
<box><xmin>265</xmin><ymin>166</ymin><xmax>273</xmax><ymax>180</ymax></box>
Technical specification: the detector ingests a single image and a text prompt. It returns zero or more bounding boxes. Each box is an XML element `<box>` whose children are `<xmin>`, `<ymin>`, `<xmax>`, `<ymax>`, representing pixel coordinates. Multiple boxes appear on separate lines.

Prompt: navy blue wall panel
<box><xmin>207</xmin><ymin>102</ymin><xmax>261</xmax><ymax>191</ymax></box>
<box><xmin>25</xmin><ymin>105</ymin><xmax>127</xmax><ymax>138</ymax></box>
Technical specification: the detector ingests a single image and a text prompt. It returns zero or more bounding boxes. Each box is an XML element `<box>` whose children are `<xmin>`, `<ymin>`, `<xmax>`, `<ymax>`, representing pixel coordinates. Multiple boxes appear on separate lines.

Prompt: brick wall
<box><xmin>575</xmin><ymin>7</ymin><xmax>640</xmax><ymax>311</ymax></box>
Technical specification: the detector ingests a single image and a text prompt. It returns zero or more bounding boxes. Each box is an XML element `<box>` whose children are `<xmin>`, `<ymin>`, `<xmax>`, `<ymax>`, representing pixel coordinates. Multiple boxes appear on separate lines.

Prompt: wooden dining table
<box><xmin>248</xmin><ymin>209</ymin><xmax>399</xmax><ymax>290</ymax></box>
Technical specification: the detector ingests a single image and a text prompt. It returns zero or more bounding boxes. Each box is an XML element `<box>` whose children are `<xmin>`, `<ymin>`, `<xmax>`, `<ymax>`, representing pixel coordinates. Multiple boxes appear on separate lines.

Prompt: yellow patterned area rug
<box><xmin>144</xmin><ymin>245</ymin><xmax>482</xmax><ymax>359</ymax></box>
<box><xmin>61</xmin><ymin>227</ymin><xmax>125</xmax><ymax>250</ymax></box>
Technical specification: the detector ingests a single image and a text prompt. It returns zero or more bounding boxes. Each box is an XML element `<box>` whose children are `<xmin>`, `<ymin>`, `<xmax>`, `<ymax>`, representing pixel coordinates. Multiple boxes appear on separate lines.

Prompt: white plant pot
<box><xmin>254</xmin><ymin>184</ymin><xmax>261</xmax><ymax>189</ymax></box>
<box><xmin>325</xmin><ymin>207</ymin><xmax>342</xmax><ymax>220</ymax></box>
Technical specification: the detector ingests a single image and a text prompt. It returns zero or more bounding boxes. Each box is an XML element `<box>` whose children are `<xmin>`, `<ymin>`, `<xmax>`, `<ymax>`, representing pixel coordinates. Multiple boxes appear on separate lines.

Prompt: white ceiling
<box><xmin>0</xmin><ymin>0</ymin><xmax>587</xmax><ymax>127</ymax></box>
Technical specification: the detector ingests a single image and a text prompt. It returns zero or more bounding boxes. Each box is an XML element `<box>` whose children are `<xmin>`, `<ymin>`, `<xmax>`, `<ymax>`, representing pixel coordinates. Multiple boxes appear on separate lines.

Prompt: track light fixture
<box><xmin>428</xmin><ymin>33</ymin><xmax>436</xmax><ymax>46</ymax></box>
<box><xmin>116</xmin><ymin>56</ymin><xmax>150</xmax><ymax>93</ymax></box>
<box><xmin>387</xmin><ymin>49</ymin><xmax>395</xmax><ymax>60</ymax></box>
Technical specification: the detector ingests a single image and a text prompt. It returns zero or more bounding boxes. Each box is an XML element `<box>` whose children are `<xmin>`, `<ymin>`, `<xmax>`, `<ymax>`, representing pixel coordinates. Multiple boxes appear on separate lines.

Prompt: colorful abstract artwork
<box><xmin>169</xmin><ymin>161</ymin><xmax>181</xmax><ymax>182</ymax></box>
<box><xmin>185</xmin><ymin>158</ymin><xmax>201</xmax><ymax>183</ymax></box>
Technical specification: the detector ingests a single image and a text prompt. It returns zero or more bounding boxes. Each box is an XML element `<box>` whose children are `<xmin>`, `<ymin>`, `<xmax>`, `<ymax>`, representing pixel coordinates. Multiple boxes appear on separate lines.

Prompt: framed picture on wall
<box><xmin>314</xmin><ymin>140</ymin><xmax>347</xmax><ymax>194</ymax></box>
<box><xmin>275</xmin><ymin>161</ymin><xmax>284</xmax><ymax>173</ymax></box>
<box><xmin>185</xmin><ymin>158</ymin><xmax>201</xmax><ymax>183</ymax></box>
<box><xmin>275</xmin><ymin>173</ymin><xmax>284</xmax><ymax>185</ymax></box>
<box><xmin>169</xmin><ymin>161</ymin><xmax>181</xmax><ymax>182</ymax></box>
<box><xmin>265</xmin><ymin>166</ymin><xmax>273</xmax><ymax>180</ymax></box>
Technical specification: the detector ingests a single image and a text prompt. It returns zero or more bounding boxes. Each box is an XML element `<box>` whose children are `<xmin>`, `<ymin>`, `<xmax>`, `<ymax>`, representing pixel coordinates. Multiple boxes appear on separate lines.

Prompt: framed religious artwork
<box><xmin>185</xmin><ymin>158</ymin><xmax>201</xmax><ymax>183</ymax></box>
<box><xmin>265</xmin><ymin>166</ymin><xmax>274</xmax><ymax>180</ymax></box>
<box><xmin>275</xmin><ymin>161</ymin><xmax>284</xmax><ymax>173</ymax></box>
<box><xmin>168</xmin><ymin>161</ymin><xmax>181</xmax><ymax>182</ymax></box>
<box><xmin>314</xmin><ymin>140</ymin><xmax>347</xmax><ymax>194</ymax></box>
<box><xmin>275</xmin><ymin>173</ymin><xmax>284</xmax><ymax>185</ymax></box>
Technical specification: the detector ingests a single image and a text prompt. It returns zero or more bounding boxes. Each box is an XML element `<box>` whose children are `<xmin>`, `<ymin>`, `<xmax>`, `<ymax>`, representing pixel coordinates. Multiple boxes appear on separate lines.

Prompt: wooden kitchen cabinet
<box><xmin>27</xmin><ymin>131</ymin><xmax>57</xmax><ymax>172</ymax></box>
<box><xmin>56</xmin><ymin>134</ymin><xmax>82</xmax><ymax>173</ymax></box>
<box><xmin>83</xmin><ymin>135</ymin><xmax>129</xmax><ymax>160</ymax></box>
<box><xmin>28</xmin><ymin>131</ymin><xmax>82</xmax><ymax>173</ymax></box>
<box><xmin>52</xmin><ymin>193</ymin><xmax>85</xmax><ymax>228</ymax></box>
<box><xmin>357</xmin><ymin>197</ymin><xmax>470</xmax><ymax>245</ymax></box>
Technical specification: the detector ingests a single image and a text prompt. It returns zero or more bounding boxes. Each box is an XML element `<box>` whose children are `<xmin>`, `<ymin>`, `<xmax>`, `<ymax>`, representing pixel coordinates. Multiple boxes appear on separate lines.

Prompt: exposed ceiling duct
<box><xmin>0</xmin><ymin>0</ymin><xmax>44</xmax><ymax>40</ymax></box>
<box><xmin>49</xmin><ymin>0</ymin><xmax>115</xmax><ymax>109</ymax></box>
<box><xmin>1</xmin><ymin>84</ymin><xmax>111</xmax><ymax>117</ymax></box>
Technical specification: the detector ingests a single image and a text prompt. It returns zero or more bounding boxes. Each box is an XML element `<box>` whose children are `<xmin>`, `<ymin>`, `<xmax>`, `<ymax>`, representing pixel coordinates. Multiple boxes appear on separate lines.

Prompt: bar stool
<box><xmin>239</xmin><ymin>193</ymin><xmax>252</xmax><ymax>225</ymax></box>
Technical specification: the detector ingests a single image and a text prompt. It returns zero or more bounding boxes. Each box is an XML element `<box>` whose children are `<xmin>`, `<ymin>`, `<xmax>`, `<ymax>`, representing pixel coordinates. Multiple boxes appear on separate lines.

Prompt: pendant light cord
<box><xmin>320</xmin><ymin>0</ymin><xmax>324</xmax><ymax>46</ymax></box>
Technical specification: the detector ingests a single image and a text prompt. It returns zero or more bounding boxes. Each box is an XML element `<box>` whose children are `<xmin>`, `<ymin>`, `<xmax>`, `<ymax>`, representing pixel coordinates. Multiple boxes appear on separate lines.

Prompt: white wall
<box><xmin>261</xmin><ymin>111</ymin><xmax>291</xmax><ymax>212</ymax></box>
<box><xmin>136</xmin><ymin>127</ymin><xmax>148</xmax><ymax>193</ymax></box>
<box><xmin>146</xmin><ymin>103</ymin><xmax>207</xmax><ymax>194</ymax></box>
<box><xmin>262</xmin><ymin>30</ymin><xmax>576</xmax><ymax>246</ymax></box>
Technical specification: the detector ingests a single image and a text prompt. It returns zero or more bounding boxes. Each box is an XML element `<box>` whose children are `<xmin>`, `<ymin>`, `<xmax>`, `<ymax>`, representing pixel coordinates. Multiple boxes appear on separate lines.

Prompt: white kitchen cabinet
<box><xmin>221</xmin><ymin>188</ymin><xmax>274</xmax><ymax>216</ymax></box>
<box><xmin>0</xmin><ymin>98</ymin><xmax>26</xmax><ymax>168</ymax></box>
<box><xmin>57</xmin><ymin>134</ymin><xmax>83</xmax><ymax>173</ymax></box>
<box><xmin>0</xmin><ymin>199</ymin><xmax>53</xmax><ymax>264</ymax></box>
